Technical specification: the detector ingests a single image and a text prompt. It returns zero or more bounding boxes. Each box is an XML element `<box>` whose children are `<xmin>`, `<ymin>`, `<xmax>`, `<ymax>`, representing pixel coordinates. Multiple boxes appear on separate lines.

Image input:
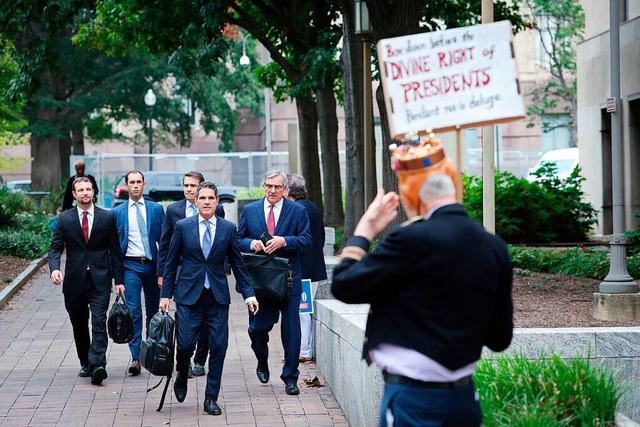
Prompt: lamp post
<box><xmin>144</xmin><ymin>89</ymin><xmax>156</xmax><ymax>171</ymax></box>
<box><xmin>354</xmin><ymin>0</ymin><xmax>376</xmax><ymax>205</ymax></box>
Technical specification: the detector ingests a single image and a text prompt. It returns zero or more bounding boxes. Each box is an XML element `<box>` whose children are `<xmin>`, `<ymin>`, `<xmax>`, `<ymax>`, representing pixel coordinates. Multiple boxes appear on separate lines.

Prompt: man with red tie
<box><xmin>49</xmin><ymin>177</ymin><xmax>125</xmax><ymax>385</ymax></box>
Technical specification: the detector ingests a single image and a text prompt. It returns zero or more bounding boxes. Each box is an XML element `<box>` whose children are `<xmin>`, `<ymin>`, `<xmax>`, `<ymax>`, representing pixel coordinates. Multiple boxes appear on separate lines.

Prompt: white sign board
<box><xmin>377</xmin><ymin>21</ymin><xmax>525</xmax><ymax>138</ymax></box>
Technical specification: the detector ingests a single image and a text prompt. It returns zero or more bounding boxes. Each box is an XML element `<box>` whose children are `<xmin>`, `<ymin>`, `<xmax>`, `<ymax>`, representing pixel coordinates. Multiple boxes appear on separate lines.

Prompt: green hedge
<box><xmin>509</xmin><ymin>246</ymin><xmax>640</xmax><ymax>280</ymax></box>
<box><xmin>0</xmin><ymin>213</ymin><xmax>53</xmax><ymax>259</ymax></box>
<box><xmin>463</xmin><ymin>165</ymin><xmax>597</xmax><ymax>243</ymax></box>
<box><xmin>475</xmin><ymin>354</ymin><xmax>621</xmax><ymax>426</ymax></box>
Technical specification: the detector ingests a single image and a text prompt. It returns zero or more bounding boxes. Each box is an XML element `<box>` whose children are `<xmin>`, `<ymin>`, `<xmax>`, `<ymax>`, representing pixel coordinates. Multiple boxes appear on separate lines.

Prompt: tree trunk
<box><xmin>31</xmin><ymin>134</ymin><xmax>67</xmax><ymax>191</ymax></box>
<box><xmin>295</xmin><ymin>95</ymin><xmax>323</xmax><ymax>212</ymax></box>
<box><xmin>71</xmin><ymin>125</ymin><xmax>85</xmax><ymax>156</ymax></box>
<box><xmin>340</xmin><ymin>0</ymin><xmax>365</xmax><ymax>239</ymax></box>
<box><xmin>316</xmin><ymin>85</ymin><xmax>344</xmax><ymax>228</ymax></box>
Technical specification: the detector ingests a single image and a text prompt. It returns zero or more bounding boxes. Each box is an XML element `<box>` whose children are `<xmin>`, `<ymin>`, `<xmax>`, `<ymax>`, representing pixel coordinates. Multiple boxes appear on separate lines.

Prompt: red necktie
<box><xmin>267</xmin><ymin>205</ymin><xmax>275</xmax><ymax>235</ymax></box>
<box><xmin>82</xmin><ymin>210</ymin><xmax>89</xmax><ymax>243</ymax></box>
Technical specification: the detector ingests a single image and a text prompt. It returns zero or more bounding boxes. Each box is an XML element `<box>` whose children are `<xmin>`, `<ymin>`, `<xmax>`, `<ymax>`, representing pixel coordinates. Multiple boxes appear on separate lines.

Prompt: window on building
<box><xmin>541</xmin><ymin>114</ymin><xmax>571</xmax><ymax>151</ymax></box>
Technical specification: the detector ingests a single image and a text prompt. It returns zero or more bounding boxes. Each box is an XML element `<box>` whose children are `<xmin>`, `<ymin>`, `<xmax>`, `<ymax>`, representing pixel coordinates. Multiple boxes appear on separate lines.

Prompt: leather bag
<box><xmin>107</xmin><ymin>292</ymin><xmax>134</xmax><ymax>344</ymax></box>
<box><xmin>242</xmin><ymin>253</ymin><xmax>293</xmax><ymax>300</ymax></box>
<box><xmin>140</xmin><ymin>311</ymin><xmax>175</xmax><ymax>377</ymax></box>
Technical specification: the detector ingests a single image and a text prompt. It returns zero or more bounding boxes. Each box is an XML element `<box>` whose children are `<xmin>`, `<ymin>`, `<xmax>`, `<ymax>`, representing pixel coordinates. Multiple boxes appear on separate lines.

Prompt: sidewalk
<box><xmin>0</xmin><ymin>265</ymin><xmax>348</xmax><ymax>426</ymax></box>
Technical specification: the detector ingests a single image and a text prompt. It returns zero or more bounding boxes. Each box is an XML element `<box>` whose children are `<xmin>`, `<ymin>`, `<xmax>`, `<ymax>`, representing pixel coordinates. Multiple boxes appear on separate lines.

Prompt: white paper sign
<box><xmin>377</xmin><ymin>21</ymin><xmax>525</xmax><ymax>138</ymax></box>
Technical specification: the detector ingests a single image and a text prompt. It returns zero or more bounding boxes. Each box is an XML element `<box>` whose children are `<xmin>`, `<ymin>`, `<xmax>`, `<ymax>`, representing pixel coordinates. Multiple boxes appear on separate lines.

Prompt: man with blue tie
<box><xmin>238</xmin><ymin>170</ymin><xmax>312</xmax><ymax>396</ymax></box>
<box><xmin>112</xmin><ymin>170</ymin><xmax>166</xmax><ymax>376</ymax></box>
<box><xmin>160</xmin><ymin>182</ymin><xmax>259</xmax><ymax>416</ymax></box>
<box><xmin>157</xmin><ymin>170</ymin><xmax>226</xmax><ymax>378</ymax></box>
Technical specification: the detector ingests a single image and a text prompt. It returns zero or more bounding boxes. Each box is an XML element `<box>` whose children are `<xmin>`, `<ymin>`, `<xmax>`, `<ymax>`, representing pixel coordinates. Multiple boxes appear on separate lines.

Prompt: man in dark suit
<box><xmin>49</xmin><ymin>177</ymin><xmax>125</xmax><ymax>385</ymax></box>
<box><xmin>112</xmin><ymin>170</ymin><xmax>165</xmax><ymax>376</ymax></box>
<box><xmin>61</xmin><ymin>160</ymin><xmax>99</xmax><ymax>211</ymax></box>
<box><xmin>238</xmin><ymin>170</ymin><xmax>312</xmax><ymax>396</ymax></box>
<box><xmin>332</xmin><ymin>174</ymin><xmax>513</xmax><ymax>427</ymax></box>
<box><xmin>160</xmin><ymin>182</ymin><xmax>258</xmax><ymax>416</ymax></box>
<box><xmin>285</xmin><ymin>173</ymin><xmax>327</xmax><ymax>362</ymax></box>
<box><xmin>157</xmin><ymin>170</ymin><xmax>225</xmax><ymax>378</ymax></box>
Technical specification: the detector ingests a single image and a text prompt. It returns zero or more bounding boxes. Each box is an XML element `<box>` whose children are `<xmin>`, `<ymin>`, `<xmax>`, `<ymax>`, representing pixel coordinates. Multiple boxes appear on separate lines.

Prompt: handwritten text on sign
<box><xmin>377</xmin><ymin>21</ymin><xmax>525</xmax><ymax>137</ymax></box>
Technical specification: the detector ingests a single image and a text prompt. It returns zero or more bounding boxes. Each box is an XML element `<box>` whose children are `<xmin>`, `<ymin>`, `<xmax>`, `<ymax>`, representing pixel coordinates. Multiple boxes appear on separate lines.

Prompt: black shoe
<box><xmin>203</xmin><ymin>397</ymin><xmax>222</xmax><ymax>415</ymax></box>
<box><xmin>191</xmin><ymin>363</ymin><xmax>206</xmax><ymax>377</ymax></box>
<box><xmin>285</xmin><ymin>382</ymin><xmax>300</xmax><ymax>395</ymax></box>
<box><xmin>174</xmin><ymin>371</ymin><xmax>188</xmax><ymax>403</ymax></box>
<box><xmin>128</xmin><ymin>360</ymin><xmax>141</xmax><ymax>376</ymax></box>
<box><xmin>256</xmin><ymin>362</ymin><xmax>270</xmax><ymax>384</ymax></box>
<box><xmin>91</xmin><ymin>366</ymin><xmax>108</xmax><ymax>385</ymax></box>
<box><xmin>78</xmin><ymin>365</ymin><xmax>91</xmax><ymax>378</ymax></box>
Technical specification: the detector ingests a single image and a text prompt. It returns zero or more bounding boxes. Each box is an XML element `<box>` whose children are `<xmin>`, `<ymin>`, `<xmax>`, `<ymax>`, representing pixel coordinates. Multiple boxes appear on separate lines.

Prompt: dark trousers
<box><xmin>175</xmin><ymin>288</ymin><xmax>229</xmax><ymax>400</ymax></box>
<box><xmin>123</xmin><ymin>259</ymin><xmax>160</xmax><ymax>360</ymax></box>
<box><xmin>63</xmin><ymin>274</ymin><xmax>110</xmax><ymax>368</ymax></box>
<box><xmin>193</xmin><ymin>328</ymin><xmax>209</xmax><ymax>366</ymax></box>
<box><xmin>248</xmin><ymin>293</ymin><xmax>301</xmax><ymax>384</ymax></box>
<box><xmin>379</xmin><ymin>380</ymin><xmax>482</xmax><ymax>427</ymax></box>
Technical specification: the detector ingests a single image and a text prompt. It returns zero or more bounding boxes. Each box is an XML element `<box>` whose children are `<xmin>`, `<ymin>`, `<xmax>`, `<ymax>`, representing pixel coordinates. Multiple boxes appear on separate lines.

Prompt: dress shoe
<box><xmin>298</xmin><ymin>356</ymin><xmax>314</xmax><ymax>363</ymax></box>
<box><xmin>285</xmin><ymin>382</ymin><xmax>300</xmax><ymax>396</ymax></box>
<box><xmin>78</xmin><ymin>364</ymin><xmax>91</xmax><ymax>378</ymax></box>
<box><xmin>191</xmin><ymin>363</ymin><xmax>206</xmax><ymax>377</ymax></box>
<box><xmin>128</xmin><ymin>360</ymin><xmax>141</xmax><ymax>376</ymax></box>
<box><xmin>256</xmin><ymin>363</ymin><xmax>270</xmax><ymax>384</ymax></box>
<box><xmin>173</xmin><ymin>371</ymin><xmax>188</xmax><ymax>403</ymax></box>
<box><xmin>203</xmin><ymin>397</ymin><xmax>222</xmax><ymax>415</ymax></box>
<box><xmin>91</xmin><ymin>366</ymin><xmax>108</xmax><ymax>385</ymax></box>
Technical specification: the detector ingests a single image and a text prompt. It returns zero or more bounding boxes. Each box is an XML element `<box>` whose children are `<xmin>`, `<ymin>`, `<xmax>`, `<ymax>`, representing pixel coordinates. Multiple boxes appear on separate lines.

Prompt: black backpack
<box><xmin>107</xmin><ymin>293</ymin><xmax>134</xmax><ymax>344</ymax></box>
<box><xmin>140</xmin><ymin>311</ymin><xmax>175</xmax><ymax>411</ymax></box>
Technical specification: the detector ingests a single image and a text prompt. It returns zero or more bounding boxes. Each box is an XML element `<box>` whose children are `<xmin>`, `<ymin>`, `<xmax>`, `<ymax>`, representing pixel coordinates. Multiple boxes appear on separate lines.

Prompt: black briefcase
<box><xmin>242</xmin><ymin>253</ymin><xmax>293</xmax><ymax>300</ymax></box>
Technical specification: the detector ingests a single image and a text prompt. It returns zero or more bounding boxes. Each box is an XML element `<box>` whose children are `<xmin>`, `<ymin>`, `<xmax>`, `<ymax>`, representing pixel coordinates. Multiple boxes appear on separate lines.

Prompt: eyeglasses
<box><xmin>263</xmin><ymin>184</ymin><xmax>284</xmax><ymax>191</ymax></box>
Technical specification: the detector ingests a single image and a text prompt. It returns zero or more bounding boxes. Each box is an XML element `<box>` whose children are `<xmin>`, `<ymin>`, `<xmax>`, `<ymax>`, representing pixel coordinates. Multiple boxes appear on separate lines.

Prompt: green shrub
<box><xmin>463</xmin><ymin>166</ymin><xmax>597</xmax><ymax>243</ymax></box>
<box><xmin>626</xmin><ymin>211</ymin><xmax>640</xmax><ymax>255</ymax></box>
<box><xmin>508</xmin><ymin>246</ymin><xmax>640</xmax><ymax>280</ymax></box>
<box><xmin>475</xmin><ymin>354</ymin><xmax>621</xmax><ymax>427</ymax></box>
<box><xmin>0</xmin><ymin>187</ymin><xmax>32</xmax><ymax>226</ymax></box>
<box><xmin>236</xmin><ymin>186</ymin><xmax>264</xmax><ymax>199</ymax></box>
<box><xmin>0</xmin><ymin>213</ymin><xmax>53</xmax><ymax>259</ymax></box>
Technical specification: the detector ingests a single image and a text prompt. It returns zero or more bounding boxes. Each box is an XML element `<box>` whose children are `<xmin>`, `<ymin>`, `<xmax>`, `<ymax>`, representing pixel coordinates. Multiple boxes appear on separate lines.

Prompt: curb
<box><xmin>0</xmin><ymin>256</ymin><xmax>47</xmax><ymax>308</ymax></box>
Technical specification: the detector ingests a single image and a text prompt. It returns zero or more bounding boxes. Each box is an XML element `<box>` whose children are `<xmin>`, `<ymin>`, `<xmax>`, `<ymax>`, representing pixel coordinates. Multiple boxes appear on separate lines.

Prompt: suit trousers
<box><xmin>175</xmin><ymin>288</ymin><xmax>229</xmax><ymax>400</ymax></box>
<box><xmin>63</xmin><ymin>273</ymin><xmax>110</xmax><ymax>368</ymax></box>
<box><xmin>379</xmin><ymin>380</ymin><xmax>482</xmax><ymax>427</ymax></box>
<box><xmin>123</xmin><ymin>259</ymin><xmax>160</xmax><ymax>360</ymax></box>
<box><xmin>248</xmin><ymin>293</ymin><xmax>301</xmax><ymax>384</ymax></box>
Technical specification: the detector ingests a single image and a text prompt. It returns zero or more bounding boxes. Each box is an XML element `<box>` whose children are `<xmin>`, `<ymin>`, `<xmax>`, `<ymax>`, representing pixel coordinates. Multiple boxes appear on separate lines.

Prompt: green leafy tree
<box><xmin>515</xmin><ymin>0</ymin><xmax>584</xmax><ymax>146</ymax></box>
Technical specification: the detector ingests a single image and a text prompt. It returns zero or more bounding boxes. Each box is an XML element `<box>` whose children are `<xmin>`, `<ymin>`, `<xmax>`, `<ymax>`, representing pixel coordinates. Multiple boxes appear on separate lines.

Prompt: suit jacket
<box><xmin>331</xmin><ymin>204</ymin><xmax>513</xmax><ymax>371</ymax></box>
<box><xmin>160</xmin><ymin>216</ymin><xmax>254</xmax><ymax>306</ymax></box>
<box><xmin>62</xmin><ymin>174</ymin><xmax>99</xmax><ymax>211</ymax></box>
<box><xmin>237</xmin><ymin>198</ymin><xmax>312</xmax><ymax>295</ymax></box>
<box><xmin>112</xmin><ymin>199</ymin><xmax>165</xmax><ymax>273</ymax></box>
<box><xmin>157</xmin><ymin>199</ymin><xmax>225</xmax><ymax>276</ymax></box>
<box><xmin>296</xmin><ymin>198</ymin><xmax>327</xmax><ymax>282</ymax></box>
<box><xmin>48</xmin><ymin>206</ymin><xmax>124</xmax><ymax>294</ymax></box>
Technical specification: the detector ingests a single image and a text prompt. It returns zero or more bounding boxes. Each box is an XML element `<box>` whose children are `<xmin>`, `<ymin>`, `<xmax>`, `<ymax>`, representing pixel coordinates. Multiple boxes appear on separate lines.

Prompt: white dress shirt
<box><xmin>263</xmin><ymin>198</ymin><xmax>284</xmax><ymax>227</ymax></box>
<box><xmin>76</xmin><ymin>205</ymin><xmax>95</xmax><ymax>237</ymax></box>
<box><xmin>126</xmin><ymin>198</ymin><xmax>149</xmax><ymax>258</ymax></box>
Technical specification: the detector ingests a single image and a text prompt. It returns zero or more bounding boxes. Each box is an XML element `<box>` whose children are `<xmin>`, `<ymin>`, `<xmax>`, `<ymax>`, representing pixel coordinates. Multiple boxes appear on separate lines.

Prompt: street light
<box><xmin>144</xmin><ymin>88</ymin><xmax>156</xmax><ymax>171</ymax></box>
<box><xmin>240</xmin><ymin>35</ymin><xmax>250</xmax><ymax>66</ymax></box>
<box><xmin>354</xmin><ymin>0</ymin><xmax>376</xmax><ymax>204</ymax></box>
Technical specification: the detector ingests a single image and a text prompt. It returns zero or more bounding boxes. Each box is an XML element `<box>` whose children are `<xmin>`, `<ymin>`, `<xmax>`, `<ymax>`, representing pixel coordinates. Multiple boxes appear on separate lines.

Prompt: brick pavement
<box><xmin>0</xmin><ymin>265</ymin><xmax>348</xmax><ymax>426</ymax></box>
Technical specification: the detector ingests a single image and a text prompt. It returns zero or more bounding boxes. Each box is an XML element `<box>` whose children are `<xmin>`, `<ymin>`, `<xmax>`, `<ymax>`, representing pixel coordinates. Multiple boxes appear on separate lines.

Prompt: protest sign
<box><xmin>377</xmin><ymin>20</ymin><xmax>525</xmax><ymax>138</ymax></box>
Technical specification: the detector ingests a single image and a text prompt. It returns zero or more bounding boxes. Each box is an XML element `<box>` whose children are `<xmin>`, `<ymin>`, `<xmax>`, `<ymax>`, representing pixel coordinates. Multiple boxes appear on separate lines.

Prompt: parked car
<box><xmin>5</xmin><ymin>180</ymin><xmax>31</xmax><ymax>193</ymax></box>
<box><xmin>112</xmin><ymin>171</ymin><xmax>237</xmax><ymax>207</ymax></box>
<box><xmin>527</xmin><ymin>147</ymin><xmax>579</xmax><ymax>182</ymax></box>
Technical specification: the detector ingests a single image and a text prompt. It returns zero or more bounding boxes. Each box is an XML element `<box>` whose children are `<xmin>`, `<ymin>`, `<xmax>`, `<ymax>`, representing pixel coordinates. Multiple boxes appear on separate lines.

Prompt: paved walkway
<box><xmin>0</xmin><ymin>265</ymin><xmax>348</xmax><ymax>426</ymax></box>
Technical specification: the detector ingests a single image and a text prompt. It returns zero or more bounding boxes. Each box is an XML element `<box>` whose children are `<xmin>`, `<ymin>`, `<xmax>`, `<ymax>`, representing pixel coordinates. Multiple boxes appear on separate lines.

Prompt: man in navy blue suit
<box><xmin>285</xmin><ymin>173</ymin><xmax>327</xmax><ymax>362</ymax></box>
<box><xmin>112</xmin><ymin>170</ymin><xmax>166</xmax><ymax>376</ymax></box>
<box><xmin>157</xmin><ymin>170</ymin><xmax>225</xmax><ymax>378</ymax></box>
<box><xmin>160</xmin><ymin>182</ymin><xmax>259</xmax><ymax>416</ymax></box>
<box><xmin>238</xmin><ymin>170</ymin><xmax>312</xmax><ymax>396</ymax></box>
